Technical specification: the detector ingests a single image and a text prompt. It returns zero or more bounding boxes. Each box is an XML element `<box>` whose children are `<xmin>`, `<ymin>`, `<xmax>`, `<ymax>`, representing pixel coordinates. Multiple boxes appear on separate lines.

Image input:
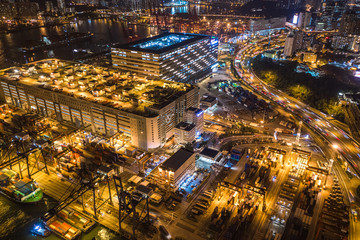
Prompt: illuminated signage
<box><xmin>293</xmin><ymin>14</ymin><xmax>299</xmax><ymax>25</ymax></box>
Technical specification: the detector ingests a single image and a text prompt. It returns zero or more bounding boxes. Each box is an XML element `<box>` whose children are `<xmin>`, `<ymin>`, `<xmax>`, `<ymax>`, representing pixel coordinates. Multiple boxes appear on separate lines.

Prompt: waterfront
<box><xmin>0</xmin><ymin>2</ymin><xmax>230</xmax><ymax>69</ymax></box>
<box><xmin>0</xmin><ymin>192</ymin><xmax>119</xmax><ymax>240</ymax></box>
<box><xmin>0</xmin><ymin>18</ymin><xmax>159</xmax><ymax>68</ymax></box>
<box><xmin>0</xmin><ymin>18</ymin><xmax>157</xmax><ymax>240</ymax></box>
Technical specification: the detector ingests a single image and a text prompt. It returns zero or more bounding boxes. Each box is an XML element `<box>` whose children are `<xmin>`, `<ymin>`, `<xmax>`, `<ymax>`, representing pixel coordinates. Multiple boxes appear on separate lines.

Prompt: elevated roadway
<box><xmin>233</xmin><ymin>35</ymin><xmax>360</xmax><ymax>239</ymax></box>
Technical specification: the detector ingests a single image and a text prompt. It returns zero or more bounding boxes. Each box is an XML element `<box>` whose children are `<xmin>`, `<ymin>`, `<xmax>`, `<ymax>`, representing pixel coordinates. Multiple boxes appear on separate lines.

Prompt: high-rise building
<box><xmin>249</xmin><ymin>17</ymin><xmax>286</xmax><ymax>36</ymax></box>
<box><xmin>111</xmin><ymin>32</ymin><xmax>218</xmax><ymax>84</ymax></box>
<box><xmin>184</xmin><ymin>107</ymin><xmax>204</xmax><ymax>135</ymax></box>
<box><xmin>57</xmin><ymin>0</ymin><xmax>65</xmax><ymax>12</ymax></box>
<box><xmin>174</xmin><ymin>106</ymin><xmax>203</xmax><ymax>144</ymax></box>
<box><xmin>306</xmin><ymin>0</ymin><xmax>322</xmax><ymax>11</ymax></box>
<box><xmin>174</xmin><ymin>122</ymin><xmax>196</xmax><ymax>144</ymax></box>
<box><xmin>316</xmin><ymin>0</ymin><xmax>347</xmax><ymax>30</ymax></box>
<box><xmin>295</xmin><ymin>11</ymin><xmax>312</xmax><ymax>28</ymax></box>
<box><xmin>284</xmin><ymin>31</ymin><xmax>303</xmax><ymax>57</ymax></box>
<box><xmin>340</xmin><ymin>11</ymin><xmax>360</xmax><ymax>35</ymax></box>
<box><xmin>0</xmin><ymin>0</ymin><xmax>38</xmax><ymax>19</ymax></box>
<box><xmin>45</xmin><ymin>1</ymin><xmax>54</xmax><ymax>12</ymax></box>
<box><xmin>0</xmin><ymin>59</ymin><xmax>200</xmax><ymax>150</ymax></box>
<box><xmin>284</xmin><ymin>34</ymin><xmax>295</xmax><ymax>57</ymax></box>
<box><xmin>331</xmin><ymin>35</ymin><xmax>357</xmax><ymax>50</ymax></box>
<box><xmin>277</xmin><ymin>0</ymin><xmax>302</xmax><ymax>9</ymax></box>
<box><xmin>116</xmin><ymin>0</ymin><xmax>160</xmax><ymax>11</ymax></box>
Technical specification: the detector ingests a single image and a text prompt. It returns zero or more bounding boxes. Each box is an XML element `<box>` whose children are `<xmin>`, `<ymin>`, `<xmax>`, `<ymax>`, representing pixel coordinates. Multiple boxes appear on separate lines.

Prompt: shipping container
<box><xmin>195</xmin><ymin>203</ymin><xmax>208</xmax><ymax>210</ymax></box>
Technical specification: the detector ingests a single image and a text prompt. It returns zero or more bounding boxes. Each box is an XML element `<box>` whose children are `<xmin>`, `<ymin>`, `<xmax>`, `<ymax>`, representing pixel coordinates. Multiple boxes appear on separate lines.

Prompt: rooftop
<box><xmin>200</xmin><ymin>147</ymin><xmax>220</xmax><ymax>159</ymax></box>
<box><xmin>186</xmin><ymin>107</ymin><xmax>203</xmax><ymax>117</ymax></box>
<box><xmin>175</xmin><ymin>122</ymin><xmax>195</xmax><ymax>131</ymax></box>
<box><xmin>135</xmin><ymin>185</ymin><xmax>153</xmax><ymax>196</ymax></box>
<box><xmin>0</xmin><ymin>59</ymin><xmax>194</xmax><ymax>116</ymax></box>
<box><xmin>161</xmin><ymin>148</ymin><xmax>194</xmax><ymax>172</ymax></box>
<box><xmin>133</xmin><ymin>34</ymin><xmax>194</xmax><ymax>51</ymax></box>
<box><xmin>201</xmin><ymin>95</ymin><xmax>217</xmax><ymax>103</ymax></box>
<box><xmin>114</xmin><ymin>32</ymin><xmax>209</xmax><ymax>54</ymax></box>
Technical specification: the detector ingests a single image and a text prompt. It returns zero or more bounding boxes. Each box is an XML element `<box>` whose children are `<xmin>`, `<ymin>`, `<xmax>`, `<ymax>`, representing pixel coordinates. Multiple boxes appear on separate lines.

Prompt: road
<box><xmin>235</xmin><ymin>38</ymin><xmax>360</xmax><ymax>177</ymax></box>
<box><xmin>233</xmin><ymin>35</ymin><xmax>360</xmax><ymax>239</ymax></box>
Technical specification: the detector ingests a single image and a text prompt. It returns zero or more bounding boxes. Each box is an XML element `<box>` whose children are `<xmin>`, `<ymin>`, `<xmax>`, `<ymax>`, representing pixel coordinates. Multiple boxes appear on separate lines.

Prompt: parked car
<box><xmin>159</xmin><ymin>225</ymin><xmax>171</xmax><ymax>239</ymax></box>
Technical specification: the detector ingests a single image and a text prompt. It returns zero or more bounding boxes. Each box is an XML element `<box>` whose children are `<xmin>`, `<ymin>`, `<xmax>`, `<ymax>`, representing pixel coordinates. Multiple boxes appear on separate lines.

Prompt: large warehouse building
<box><xmin>0</xmin><ymin>59</ymin><xmax>199</xmax><ymax>150</ymax></box>
<box><xmin>111</xmin><ymin>32</ymin><xmax>218</xmax><ymax>84</ymax></box>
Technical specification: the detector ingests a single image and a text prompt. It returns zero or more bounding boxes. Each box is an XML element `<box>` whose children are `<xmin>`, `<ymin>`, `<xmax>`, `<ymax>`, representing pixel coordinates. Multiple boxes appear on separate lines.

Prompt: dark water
<box><xmin>0</xmin><ymin>193</ymin><xmax>119</xmax><ymax>240</ymax></box>
<box><xmin>0</xmin><ymin>18</ymin><xmax>158</xmax><ymax>68</ymax></box>
<box><xmin>0</xmin><ymin>193</ymin><xmax>55</xmax><ymax>240</ymax></box>
<box><xmin>0</xmin><ymin>2</ymin><xmax>226</xmax><ymax>68</ymax></box>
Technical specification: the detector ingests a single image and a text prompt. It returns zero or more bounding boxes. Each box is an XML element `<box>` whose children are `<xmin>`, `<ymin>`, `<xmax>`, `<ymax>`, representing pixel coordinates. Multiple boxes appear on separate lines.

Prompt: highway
<box><xmin>234</xmin><ymin>35</ymin><xmax>360</xmax><ymax>177</ymax></box>
<box><xmin>233</xmin><ymin>35</ymin><xmax>360</xmax><ymax>239</ymax></box>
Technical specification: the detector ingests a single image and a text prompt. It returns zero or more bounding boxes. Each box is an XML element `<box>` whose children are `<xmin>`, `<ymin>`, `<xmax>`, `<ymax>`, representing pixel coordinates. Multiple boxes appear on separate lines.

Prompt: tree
<box><xmin>261</xmin><ymin>70</ymin><xmax>278</xmax><ymax>85</ymax></box>
<box><xmin>288</xmin><ymin>85</ymin><xmax>311</xmax><ymax>101</ymax></box>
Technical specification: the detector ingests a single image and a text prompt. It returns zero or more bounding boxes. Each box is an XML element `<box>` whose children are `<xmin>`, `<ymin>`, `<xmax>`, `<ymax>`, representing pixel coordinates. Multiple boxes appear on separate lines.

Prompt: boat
<box><xmin>58</xmin><ymin>207</ymin><xmax>96</xmax><ymax>233</ymax></box>
<box><xmin>44</xmin><ymin>214</ymin><xmax>81</xmax><ymax>240</ymax></box>
<box><xmin>30</xmin><ymin>223</ymin><xmax>51</xmax><ymax>237</ymax></box>
<box><xmin>0</xmin><ymin>169</ymin><xmax>43</xmax><ymax>203</ymax></box>
<box><xmin>20</xmin><ymin>32</ymin><xmax>93</xmax><ymax>52</ymax></box>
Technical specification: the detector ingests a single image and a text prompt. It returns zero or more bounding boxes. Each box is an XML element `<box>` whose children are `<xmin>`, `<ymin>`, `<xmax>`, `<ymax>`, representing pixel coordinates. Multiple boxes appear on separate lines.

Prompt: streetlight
<box><xmin>332</xmin><ymin>144</ymin><xmax>339</xmax><ymax>150</ymax></box>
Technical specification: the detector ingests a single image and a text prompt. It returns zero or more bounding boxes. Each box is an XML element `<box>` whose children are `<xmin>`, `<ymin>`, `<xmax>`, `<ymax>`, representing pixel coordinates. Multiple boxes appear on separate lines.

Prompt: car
<box><xmin>167</xmin><ymin>202</ymin><xmax>177</xmax><ymax>211</ymax></box>
<box><xmin>159</xmin><ymin>225</ymin><xmax>171</xmax><ymax>239</ymax></box>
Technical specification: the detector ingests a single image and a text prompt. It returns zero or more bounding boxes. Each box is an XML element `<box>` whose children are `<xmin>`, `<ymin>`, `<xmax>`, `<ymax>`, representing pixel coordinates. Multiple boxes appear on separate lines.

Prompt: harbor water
<box><xmin>0</xmin><ymin>18</ymin><xmax>158</xmax><ymax>68</ymax></box>
<box><xmin>0</xmin><ymin>191</ymin><xmax>119</xmax><ymax>240</ymax></box>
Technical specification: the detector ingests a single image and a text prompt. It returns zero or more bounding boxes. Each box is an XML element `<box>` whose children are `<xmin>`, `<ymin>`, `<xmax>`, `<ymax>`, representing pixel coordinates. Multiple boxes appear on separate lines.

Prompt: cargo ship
<box><xmin>0</xmin><ymin>169</ymin><xmax>43</xmax><ymax>203</ymax></box>
<box><xmin>44</xmin><ymin>214</ymin><xmax>81</xmax><ymax>240</ymax></box>
<box><xmin>58</xmin><ymin>207</ymin><xmax>96</xmax><ymax>233</ymax></box>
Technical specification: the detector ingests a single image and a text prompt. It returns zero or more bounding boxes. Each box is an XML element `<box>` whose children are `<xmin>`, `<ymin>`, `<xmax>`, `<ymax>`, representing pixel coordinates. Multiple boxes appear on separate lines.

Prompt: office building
<box><xmin>302</xmin><ymin>51</ymin><xmax>317</xmax><ymax>63</ymax></box>
<box><xmin>0</xmin><ymin>0</ymin><xmax>39</xmax><ymax>20</ymax></box>
<box><xmin>0</xmin><ymin>59</ymin><xmax>200</xmax><ymax>150</ymax></box>
<box><xmin>294</xmin><ymin>12</ymin><xmax>312</xmax><ymax>29</ymax></box>
<box><xmin>249</xmin><ymin>17</ymin><xmax>286</xmax><ymax>36</ymax></box>
<box><xmin>184</xmin><ymin>107</ymin><xmax>204</xmax><ymax>135</ymax></box>
<box><xmin>340</xmin><ymin>11</ymin><xmax>360</xmax><ymax>36</ymax></box>
<box><xmin>57</xmin><ymin>0</ymin><xmax>65</xmax><ymax>12</ymax></box>
<box><xmin>331</xmin><ymin>35</ymin><xmax>357</xmax><ymax>51</ymax></box>
<box><xmin>45</xmin><ymin>1</ymin><xmax>54</xmax><ymax>12</ymax></box>
<box><xmin>174</xmin><ymin>122</ymin><xmax>196</xmax><ymax>144</ymax></box>
<box><xmin>284</xmin><ymin>31</ymin><xmax>303</xmax><ymax>57</ymax></box>
<box><xmin>114</xmin><ymin>0</ymin><xmax>161</xmax><ymax>10</ymax></box>
<box><xmin>111</xmin><ymin>32</ymin><xmax>218</xmax><ymax>84</ymax></box>
<box><xmin>316</xmin><ymin>0</ymin><xmax>347</xmax><ymax>30</ymax></box>
<box><xmin>284</xmin><ymin>33</ymin><xmax>296</xmax><ymax>57</ymax></box>
<box><xmin>200</xmin><ymin>94</ymin><xmax>217</xmax><ymax>108</ymax></box>
<box><xmin>277</xmin><ymin>0</ymin><xmax>302</xmax><ymax>9</ymax></box>
<box><xmin>149</xmin><ymin>148</ymin><xmax>195</xmax><ymax>190</ymax></box>
<box><xmin>198</xmin><ymin>147</ymin><xmax>223</xmax><ymax>165</ymax></box>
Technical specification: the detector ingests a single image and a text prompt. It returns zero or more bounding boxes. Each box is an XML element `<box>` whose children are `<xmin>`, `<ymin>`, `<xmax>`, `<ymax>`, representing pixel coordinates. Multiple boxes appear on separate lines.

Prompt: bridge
<box><xmin>199</xmin><ymin>14</ymin><xmax>263</xmax><ymax>19</ymax></box>
<box><xmin>188</xmin><ymin>0</ymin><xmax>248</xmax><ymax>6</ymax></box>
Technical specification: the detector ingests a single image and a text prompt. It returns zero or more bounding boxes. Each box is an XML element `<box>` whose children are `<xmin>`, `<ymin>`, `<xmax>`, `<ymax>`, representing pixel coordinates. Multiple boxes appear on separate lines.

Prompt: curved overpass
<box><xmin>232</xmin><ymin>36</ymin><xmax>360</xmax><ymax>239</ymax></box>
<box><xmin>234</xmin><ymin>37</ymin><xmax>360</xmax><ymax>177</ymax></box>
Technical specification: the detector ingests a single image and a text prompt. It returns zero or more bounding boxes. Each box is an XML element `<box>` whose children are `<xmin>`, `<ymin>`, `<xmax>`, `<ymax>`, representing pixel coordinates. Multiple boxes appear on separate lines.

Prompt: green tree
<box><xmin>288</xmin><ymin>85</ymin><xmax>311</xmax><ymax>101</ymax></box>
<box><xmin>261</xmin><ymin>70</ymin><xmax>278</xmax><ymax>85</ymax></box>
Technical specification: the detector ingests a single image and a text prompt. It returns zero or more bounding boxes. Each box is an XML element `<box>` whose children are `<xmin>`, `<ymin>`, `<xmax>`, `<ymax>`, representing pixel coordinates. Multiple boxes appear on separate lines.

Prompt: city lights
<box><xmin>0</xmin><ymin>1</ymin><xmax>357</xmax><ymax>240</ymax></box>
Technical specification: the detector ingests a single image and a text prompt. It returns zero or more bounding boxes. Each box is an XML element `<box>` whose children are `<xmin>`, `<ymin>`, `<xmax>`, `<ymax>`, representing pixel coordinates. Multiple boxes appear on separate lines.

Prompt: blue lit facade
<box><xmin>132</xmin><ymin>34</ymin><xmax>195</xmax><ymax>50</ymax></box>
<box><xmin>111</xmin><ymin>33</ymin><xmax>218</xmax><ymax>84</ymax></box>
